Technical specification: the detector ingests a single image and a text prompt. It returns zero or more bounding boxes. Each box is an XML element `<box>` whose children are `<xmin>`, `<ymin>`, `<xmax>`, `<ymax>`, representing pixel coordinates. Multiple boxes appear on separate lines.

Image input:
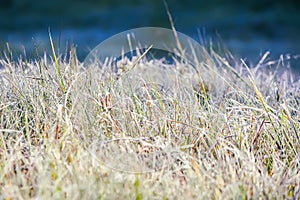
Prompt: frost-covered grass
<box><xmin>0</xmin><ymin>43</ymin><xmax>299</xmax><ymax>199</ymax></box>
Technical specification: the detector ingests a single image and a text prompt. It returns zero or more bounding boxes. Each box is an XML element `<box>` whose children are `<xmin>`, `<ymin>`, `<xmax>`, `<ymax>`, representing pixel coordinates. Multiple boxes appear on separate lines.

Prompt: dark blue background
<box><xmin>0</xmin><ymin>0</ymin><xmax>300</xmax><ymax>74</ymax></box>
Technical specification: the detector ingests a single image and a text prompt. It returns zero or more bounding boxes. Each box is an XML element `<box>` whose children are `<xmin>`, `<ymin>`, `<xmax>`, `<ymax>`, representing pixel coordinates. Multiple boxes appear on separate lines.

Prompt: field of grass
<box><xmin>0</xmin><ymin>41</ymin><xmax>299</xmax><ymax>199</ymax></box>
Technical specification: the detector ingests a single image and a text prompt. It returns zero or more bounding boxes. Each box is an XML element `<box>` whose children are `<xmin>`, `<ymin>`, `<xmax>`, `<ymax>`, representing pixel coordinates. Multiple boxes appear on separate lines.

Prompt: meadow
<box><xmin>0</xmin><ymin>39</ymin><xmax>299</xmax><ymax>199</ymax></box>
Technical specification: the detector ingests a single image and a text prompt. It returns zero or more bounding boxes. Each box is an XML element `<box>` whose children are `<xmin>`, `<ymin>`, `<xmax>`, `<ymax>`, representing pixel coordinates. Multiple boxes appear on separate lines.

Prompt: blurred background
<box><xmin>0</xmin><ymin>0</ymin><xmax>300</xmax><ymax>74</ymax></box>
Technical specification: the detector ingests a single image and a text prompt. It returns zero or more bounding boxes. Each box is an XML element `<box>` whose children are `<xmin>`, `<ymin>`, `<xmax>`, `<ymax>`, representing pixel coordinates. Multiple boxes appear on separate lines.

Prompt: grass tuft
<box><xmin>0</xmin><ymin>39</ymin><xmax>299</xmax><ymax>199</ymax></box>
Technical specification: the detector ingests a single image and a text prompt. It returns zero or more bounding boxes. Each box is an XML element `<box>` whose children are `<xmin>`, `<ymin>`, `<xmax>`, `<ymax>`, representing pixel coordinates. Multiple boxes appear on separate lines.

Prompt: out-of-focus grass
<box><xmin>0</xmin><ymin>41</ymin><xmax>299</xmax><ymax>199</ymax></box>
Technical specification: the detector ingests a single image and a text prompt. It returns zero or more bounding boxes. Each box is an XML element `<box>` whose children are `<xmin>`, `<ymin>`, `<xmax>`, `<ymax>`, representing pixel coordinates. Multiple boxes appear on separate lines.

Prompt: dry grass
<box><xmin>0</xmin><ymin>43</ymin><xmax>299</xmax><ymax>199</ymax></box>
